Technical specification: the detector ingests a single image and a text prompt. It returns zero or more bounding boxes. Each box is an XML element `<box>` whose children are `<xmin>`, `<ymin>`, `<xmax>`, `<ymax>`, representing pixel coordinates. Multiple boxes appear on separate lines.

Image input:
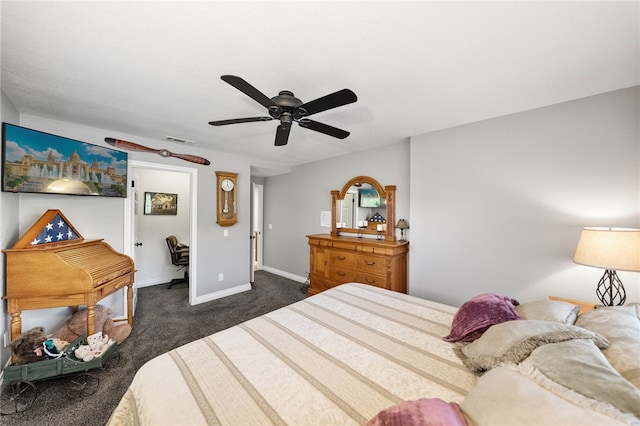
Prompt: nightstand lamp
<box><xmin>573</xmin><ymin>227</ymin><xmax>640</xmax><ymax>306</ymax></box>
<box><xmin>395</xmin><ymin>219</ymin><xmax>409</xmax><ymax>242</ymax></box>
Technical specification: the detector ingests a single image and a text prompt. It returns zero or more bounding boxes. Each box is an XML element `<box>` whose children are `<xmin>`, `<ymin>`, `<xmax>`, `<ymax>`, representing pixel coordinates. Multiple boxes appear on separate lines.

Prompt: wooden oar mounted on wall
<box><xmin>104</xmin><ymin>138</ymin><xmax>211</xmax><ymax>166</ymax></box>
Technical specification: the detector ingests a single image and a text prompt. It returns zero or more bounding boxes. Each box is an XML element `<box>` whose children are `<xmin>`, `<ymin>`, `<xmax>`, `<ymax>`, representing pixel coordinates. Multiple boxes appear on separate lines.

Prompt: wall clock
<box><xmin>215</xmin><ymin>171</ymin><xmax>238</xmax><ymax>226</ymax></box>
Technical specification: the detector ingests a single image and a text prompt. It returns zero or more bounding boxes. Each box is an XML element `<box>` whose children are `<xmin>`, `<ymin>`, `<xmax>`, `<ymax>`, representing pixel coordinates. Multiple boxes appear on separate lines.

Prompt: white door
<box><xmin>251</xmin><ymin>182</ymin><xmax>264</xmax><ymax>278</ymax></box>
<box><xmin>341</xmin><ymin>192</ymin><xmax>355</xmax><ymax>228</ymax></box>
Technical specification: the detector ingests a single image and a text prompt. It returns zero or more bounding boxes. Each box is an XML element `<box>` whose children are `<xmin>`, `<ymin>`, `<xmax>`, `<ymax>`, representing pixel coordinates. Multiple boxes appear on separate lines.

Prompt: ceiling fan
<box><xmin>209</xmin><ymin>75</ymin><xmax>357</xmax><ymax>146</ymax></box>
<box><xmin>104</xmin><ymin>138</ymin><xmax>211</xmax><ymax>165</ymax></box>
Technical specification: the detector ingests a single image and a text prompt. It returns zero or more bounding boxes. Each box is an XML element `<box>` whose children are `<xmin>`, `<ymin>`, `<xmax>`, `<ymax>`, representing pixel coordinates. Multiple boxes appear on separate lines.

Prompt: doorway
<box><xmin>123</xmin><ymin>160</ymin><xmax>198</xmax><ymax>313</ymax></box>
<box><xmin>250</xmin><ymin>182</ymin><xmax>264</xmax><ymax>284</ymax></box>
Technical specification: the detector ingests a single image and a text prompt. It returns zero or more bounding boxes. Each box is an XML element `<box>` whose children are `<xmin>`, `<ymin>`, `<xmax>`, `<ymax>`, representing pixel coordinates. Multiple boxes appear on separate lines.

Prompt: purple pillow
<box><xmin>367</xmin><ymin>398</ymin><xmax>467</xmax><ymax>426</ymax></box>
<box><xmin>443</xmin><ymin>293</ymin><xmax>520</xmax><ymax>342</ymax></box>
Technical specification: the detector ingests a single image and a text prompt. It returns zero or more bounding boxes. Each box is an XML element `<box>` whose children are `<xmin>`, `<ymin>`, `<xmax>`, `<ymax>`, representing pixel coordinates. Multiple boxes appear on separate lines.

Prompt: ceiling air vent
<box><xmin>165</xmin><ymin>135</ymin><xmax>195</xmax><ymax>145</ymax></box>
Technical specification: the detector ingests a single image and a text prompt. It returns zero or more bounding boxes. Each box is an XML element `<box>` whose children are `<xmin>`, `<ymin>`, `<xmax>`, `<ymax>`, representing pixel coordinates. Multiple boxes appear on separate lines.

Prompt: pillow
<box><xmin>521</xmin><ymin>339</ymin><xmax>640</xmax><ymax>417</ymax></box>
<box><xmin>516</xmin><ymin>300</ymin><xmax>580</xmax><ymax>324</ymax></box>
<box><xmin>576</xmin><ymin>305</ymin><xmax>640</xmax><ymax>387</ymax></box>
<box><xmin>367</xmin><ymin>398</ymin><xmax>468</xmax><ymax>426</ymax></box>
<box><xmin>454</xmin><ymin>319</ymin><xmax>608</xmax><ymax>374</ymax></box>
<box><xmin>460</xmin><ymin>366</ymin><xmax>637</xmax><ymax>426</ymax></box>
<box><xmin>443</xmin><ymin>293</ymin><xmax>520</xmax><ymax>342</ymax></box>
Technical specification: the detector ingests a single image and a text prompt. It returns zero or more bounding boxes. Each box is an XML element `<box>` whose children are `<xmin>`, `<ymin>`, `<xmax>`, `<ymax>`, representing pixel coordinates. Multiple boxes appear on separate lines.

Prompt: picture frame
<box><xmin>358</xmin><ymin>188</ymin><xmax>381</xmax><ymax>208</ymax></box>
<box><xmin>144</xmin><ymin>192</ymin><xmax>178</xmax><ymax>215</ymax></box>
<box><xmin>2</xmin><ymin>122</ymin><xmax>128</xmax><ymax>197</ymax></box>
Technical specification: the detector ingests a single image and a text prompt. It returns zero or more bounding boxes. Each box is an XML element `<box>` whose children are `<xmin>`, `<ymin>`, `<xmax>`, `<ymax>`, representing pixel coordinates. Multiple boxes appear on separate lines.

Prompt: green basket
<box><xmin>3</xmin><ymin>334</ymin><xmax>118</xmax><ymax>385</ymax></box>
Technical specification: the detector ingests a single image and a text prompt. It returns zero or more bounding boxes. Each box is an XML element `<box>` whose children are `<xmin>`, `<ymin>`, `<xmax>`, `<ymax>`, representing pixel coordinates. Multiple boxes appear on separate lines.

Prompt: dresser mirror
<box><xmin>331</xmin><ymin>176</ymin><xmax>396</xmax><ymax>241</ymax></box>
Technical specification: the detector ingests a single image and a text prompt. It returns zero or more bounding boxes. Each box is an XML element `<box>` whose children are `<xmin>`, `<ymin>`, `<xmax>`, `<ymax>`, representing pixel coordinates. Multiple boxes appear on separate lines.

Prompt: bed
<box><xmin>108</xmin><ymin>283</ymin><xmax>640</xmax><ymax>426</ymax></box>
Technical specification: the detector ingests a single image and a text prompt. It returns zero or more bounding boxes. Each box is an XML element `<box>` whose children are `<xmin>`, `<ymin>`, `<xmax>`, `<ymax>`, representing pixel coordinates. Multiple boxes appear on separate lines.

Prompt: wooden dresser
<box><xmin>307</xmin><ymin>234</ymin><xmax>408</xmax><ymax>295</ymax></box>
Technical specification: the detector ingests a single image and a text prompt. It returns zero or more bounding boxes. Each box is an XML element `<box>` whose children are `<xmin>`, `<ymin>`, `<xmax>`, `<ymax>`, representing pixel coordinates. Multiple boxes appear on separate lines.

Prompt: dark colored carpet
<box><xmin>2</xmin><ymin>270</ymin><xmax>307</xmax><ymax>425</ymax></box>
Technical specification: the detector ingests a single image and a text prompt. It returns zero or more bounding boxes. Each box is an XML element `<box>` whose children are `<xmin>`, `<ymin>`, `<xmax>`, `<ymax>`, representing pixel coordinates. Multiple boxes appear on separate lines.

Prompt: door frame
<box><xmin>251</xmin><ymin>182</ymin><xmax>264</xmax><ymax>278</ymax></box>
<box><xmin>123</xmin><ymin>160</ymin><xmax>198</xmax><ymax>312</ymax></box>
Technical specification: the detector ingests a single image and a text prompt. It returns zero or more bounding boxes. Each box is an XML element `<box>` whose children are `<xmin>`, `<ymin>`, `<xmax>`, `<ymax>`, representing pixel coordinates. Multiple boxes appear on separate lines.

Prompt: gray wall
<box><xmin>409</xmin><ymin>86</ymin><xmax>639</xmax><ymax>306</ymax></box>
<box><xmin>1</xmin><ymin>90</ymin><xmax>20</xmax><ymax>367</ymax></box>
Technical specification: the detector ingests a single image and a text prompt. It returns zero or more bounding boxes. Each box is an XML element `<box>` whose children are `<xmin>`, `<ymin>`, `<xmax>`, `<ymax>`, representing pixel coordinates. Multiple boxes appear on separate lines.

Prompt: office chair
<box><xmin>166</xmin><ymin>235</ymin><xmax>189</xmax><ymax>288</ymax></box>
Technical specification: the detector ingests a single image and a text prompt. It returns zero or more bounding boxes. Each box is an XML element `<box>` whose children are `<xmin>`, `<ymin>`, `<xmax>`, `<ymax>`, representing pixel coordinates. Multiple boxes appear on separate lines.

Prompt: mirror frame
<box><xmin>331</xmin><ymin>175</ymin><xmax>396</xmax><ymax>241</ymax></box>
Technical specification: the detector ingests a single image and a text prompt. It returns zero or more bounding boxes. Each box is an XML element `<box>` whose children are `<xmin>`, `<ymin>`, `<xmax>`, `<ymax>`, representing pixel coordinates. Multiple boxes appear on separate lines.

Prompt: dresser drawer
<box><xmin>308</xmin><ymin>234</ymin><xmax>408</xmax><ymax>295</ymax></box>
<box><xmin>356</xmin><ymin>271</ymin><xmax>387</xmax><ymax>288</ymax></box>
<box><xmin>330</xmin><ymin>250</ymin><xmax>356</xmax><ymax>268</ymax></box>
<box><xmin>356</xmin><ymin>254</ymin><xmax>387</xmax><ymax>276</ymax></box>
<box><xmin>92</xmin><ymin>273</ymin><xmax>133</xmax><ymax>302</ymax></box>
<box><xmin>309</xmin><ymin>276</ymin><xmax>335</xmax><ymax>295</ymax></box>
<box><xmin>329</xmin><ymin>267</ymin><xmax>357</xmax><ymax>283</ymax></box>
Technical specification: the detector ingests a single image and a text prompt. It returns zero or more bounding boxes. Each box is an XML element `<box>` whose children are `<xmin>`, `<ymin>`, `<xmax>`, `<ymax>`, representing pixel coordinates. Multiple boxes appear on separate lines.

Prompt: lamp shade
<box><xmin>395</xmin><ymin>219</ymin><xmax>409</xmax><ymax>230</ymax></box>
<box><xmin>573</xmin><ymin>228</ymin><xmax>640</xmax><ymax>272</ymax></box>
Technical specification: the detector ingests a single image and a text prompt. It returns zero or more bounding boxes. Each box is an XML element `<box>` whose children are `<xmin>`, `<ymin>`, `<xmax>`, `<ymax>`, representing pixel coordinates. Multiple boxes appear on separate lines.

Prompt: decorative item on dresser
<box><xmin>1</xmin><ymin>209</ymin><xmax>135</xmax><ymax>343</ymax></box>
<box><xmin>573</xmin><ymin>227</ymin><xmax>640</xmax><ymax>306</ymax></box>
<box><xmin>395</xmin><ymin>218</ymin><xmax>410</xmax><ymax>241</ymax></box>
<box><xmin>331</xmin><ymin>175</ymin><xmax>396</xmax><ymax>241</ymax></box>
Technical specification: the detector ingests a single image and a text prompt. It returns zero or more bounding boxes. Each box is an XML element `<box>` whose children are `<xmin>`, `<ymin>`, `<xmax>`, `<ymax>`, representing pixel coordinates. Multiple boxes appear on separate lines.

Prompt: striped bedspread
<box><xmin>108</xmin><ymin>283</ymin><xmax>476</xmax><ymax>425</ymax></box>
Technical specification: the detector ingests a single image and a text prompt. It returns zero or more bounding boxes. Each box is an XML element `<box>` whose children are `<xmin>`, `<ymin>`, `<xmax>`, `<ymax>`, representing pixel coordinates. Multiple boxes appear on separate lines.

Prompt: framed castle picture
<box><xmin>2</xmin><ymin>123</ymin><xmax>128</xmax><ymax>197</ymax></box>
<box><xmin>144</xmin><ymin>192</ymin><xmax>178</xmax><ymax>215</ymax></box>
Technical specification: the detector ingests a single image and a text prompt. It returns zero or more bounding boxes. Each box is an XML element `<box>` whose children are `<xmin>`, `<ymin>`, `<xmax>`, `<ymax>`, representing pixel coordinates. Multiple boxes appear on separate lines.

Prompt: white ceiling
<box><xmin>2</xmin><ymin>1</ymin><xmax>638</xmax><ymax>176</ymax></box>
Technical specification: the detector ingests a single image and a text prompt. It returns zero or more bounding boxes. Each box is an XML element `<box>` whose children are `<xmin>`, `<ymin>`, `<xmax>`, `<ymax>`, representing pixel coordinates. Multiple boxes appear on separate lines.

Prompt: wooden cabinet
<box><xmin>307</xmin><ymin>234</ymin><xmax>408</xmax><ymax>295</ymax></box>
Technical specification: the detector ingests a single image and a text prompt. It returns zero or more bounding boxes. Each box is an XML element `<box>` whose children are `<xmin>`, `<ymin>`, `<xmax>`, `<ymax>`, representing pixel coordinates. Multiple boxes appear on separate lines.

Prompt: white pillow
<box><xmin>460</xmin><ymin>367</ymin><xmax>637</xmax><ymax>426</ymax></box>
<box><xmin>455</xmin><ymin>320</ymin><xmax>608</xmax><ymax>374</ymax></box>
<box><xmin>576</xmin><ymin>305</ymin><xmax>640</xmax><ymax>387</ymax></box>
<box><xmin>521</xmin><ymin>339</ymin><xmax>640</xmax><ymax>417</ymax></box>
<box><xmin>516</xmin><ymin>300</ymin><xmax>580</xmax><ymax>324</ymax></box>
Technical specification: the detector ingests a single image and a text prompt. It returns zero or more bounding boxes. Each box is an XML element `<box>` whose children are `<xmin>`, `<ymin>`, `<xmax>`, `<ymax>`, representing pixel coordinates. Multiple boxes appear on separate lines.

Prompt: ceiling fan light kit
<box><xmin>209</xmin><ymin>75</ymin><xmax>357</xmax><ymax>146</ymax></box>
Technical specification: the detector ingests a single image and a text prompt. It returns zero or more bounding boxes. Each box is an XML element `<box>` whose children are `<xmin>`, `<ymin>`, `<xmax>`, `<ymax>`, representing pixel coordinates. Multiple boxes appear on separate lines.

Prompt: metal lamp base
<box><xmin>596</xmin><ymin>269</ymin><xmax>626</xmax><ymax>306</ymax></box>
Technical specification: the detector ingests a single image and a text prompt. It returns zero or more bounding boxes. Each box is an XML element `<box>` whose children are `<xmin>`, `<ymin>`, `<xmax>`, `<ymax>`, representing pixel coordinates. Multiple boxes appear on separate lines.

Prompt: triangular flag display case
<box><xmin>10</xmin><ymin>209</ymin><xmax>84</xmax><ymax>249</ymax></box>
<box><xmin>2</xmin><ymin>210</ymin><xmax>135</xmax><ymax>345</ymax></box>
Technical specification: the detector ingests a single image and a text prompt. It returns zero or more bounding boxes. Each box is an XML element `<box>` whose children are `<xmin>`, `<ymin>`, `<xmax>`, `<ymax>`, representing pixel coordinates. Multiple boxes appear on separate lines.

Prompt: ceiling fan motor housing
<box><xmin>269</xmin><ymin>91</ymin><xmax>307</xmax><ymax>122</ymax></box>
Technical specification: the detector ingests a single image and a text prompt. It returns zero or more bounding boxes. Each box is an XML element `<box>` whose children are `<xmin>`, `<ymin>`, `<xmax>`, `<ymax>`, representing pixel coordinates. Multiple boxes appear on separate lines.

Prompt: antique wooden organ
<box><xmin>2</xmin><ymin>209</ymin><xmax>134</xmax><ymax>341</ymax></box>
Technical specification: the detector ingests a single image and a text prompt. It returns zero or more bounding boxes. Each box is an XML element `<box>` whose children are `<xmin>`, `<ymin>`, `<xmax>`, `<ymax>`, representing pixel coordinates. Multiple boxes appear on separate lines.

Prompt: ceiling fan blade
<box><xmin>298</xmin><ymin>88</ymin><xmax>357</xmax><ymax>116</ymax></box>
<box><xmin>274</xmin><ymin>123</ymin><xmax>292</xmax><ymax>146</ymax></box>
<box><xmin>298</xmin><ymin>119</ymin><xmax>350</xmax><ymax>139</ymax></box>
<box><xmin>208</xmin><ymin>117</ymin><xmax>273</xmax><ymax>126</ymax></box>
<box><xmin>221</xmin><ymin>75</ymin><xmax>278</xmax><ymax>109</ymax></box>
<box><xmin>104</xmin><ymin>138</ymin><xmax>211</xmax><ymax>166</ymax></box>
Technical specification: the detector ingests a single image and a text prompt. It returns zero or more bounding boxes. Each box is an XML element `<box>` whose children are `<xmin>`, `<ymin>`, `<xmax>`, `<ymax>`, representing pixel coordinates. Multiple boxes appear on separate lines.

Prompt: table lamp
<box><xmin>573</xmin><ymin>227</ymin><xmax>640</xmax><ymax>306</ymax></box>
<box><xmin>395</xmin><ymin>219</ymin><xmax>409</xmax><ymax>241</ymax></box>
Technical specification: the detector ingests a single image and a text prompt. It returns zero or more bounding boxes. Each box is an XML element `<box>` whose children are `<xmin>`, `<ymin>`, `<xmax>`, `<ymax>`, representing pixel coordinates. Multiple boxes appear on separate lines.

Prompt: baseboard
<box><xmin>261</xmin><ymin>266</ymin><xmax>307</xmax><ymax>284</ymax></box>
<box><xmin>138</xmin><ymin>269</ymin><xmax>305</xmax><ymax>306</ymax></box>
<box><xmin>192</xmin><ymin>283</ymin><xmax>252</xmax><ymax>305</ymax></box>
<box><xmin>135</xmin><ymin>277</ymin><xmax>170</xmax><ymax>288</ymax></box>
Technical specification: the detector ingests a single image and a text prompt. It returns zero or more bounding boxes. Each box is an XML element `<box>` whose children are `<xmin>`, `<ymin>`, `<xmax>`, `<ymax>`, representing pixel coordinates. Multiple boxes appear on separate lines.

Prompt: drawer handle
<box><xmin>365</xmin><ymin>278</ymin><xmax>376</xmax><ymax>284</ymax></box>
<box><xmin>337</xmin><ymin>255</ymin><xmax>346</xmax><ymax>260</ymax></box>
<box><xmin>365</xmin><ymin>261</ymin><xmax>376</xmax><ymax>266</ymax></box>
<box><xmin>337</xmin><ymin>272</ymin><xmax>346</xmax><ymax>277</ymax></box>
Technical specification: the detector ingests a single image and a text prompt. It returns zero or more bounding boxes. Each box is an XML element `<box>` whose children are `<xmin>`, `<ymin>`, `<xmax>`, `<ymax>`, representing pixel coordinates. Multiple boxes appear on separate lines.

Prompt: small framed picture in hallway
<box><xmin>144</xmin><ymin>192</ymin><xmax>178</xmax><ymax>215</ymax></box>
